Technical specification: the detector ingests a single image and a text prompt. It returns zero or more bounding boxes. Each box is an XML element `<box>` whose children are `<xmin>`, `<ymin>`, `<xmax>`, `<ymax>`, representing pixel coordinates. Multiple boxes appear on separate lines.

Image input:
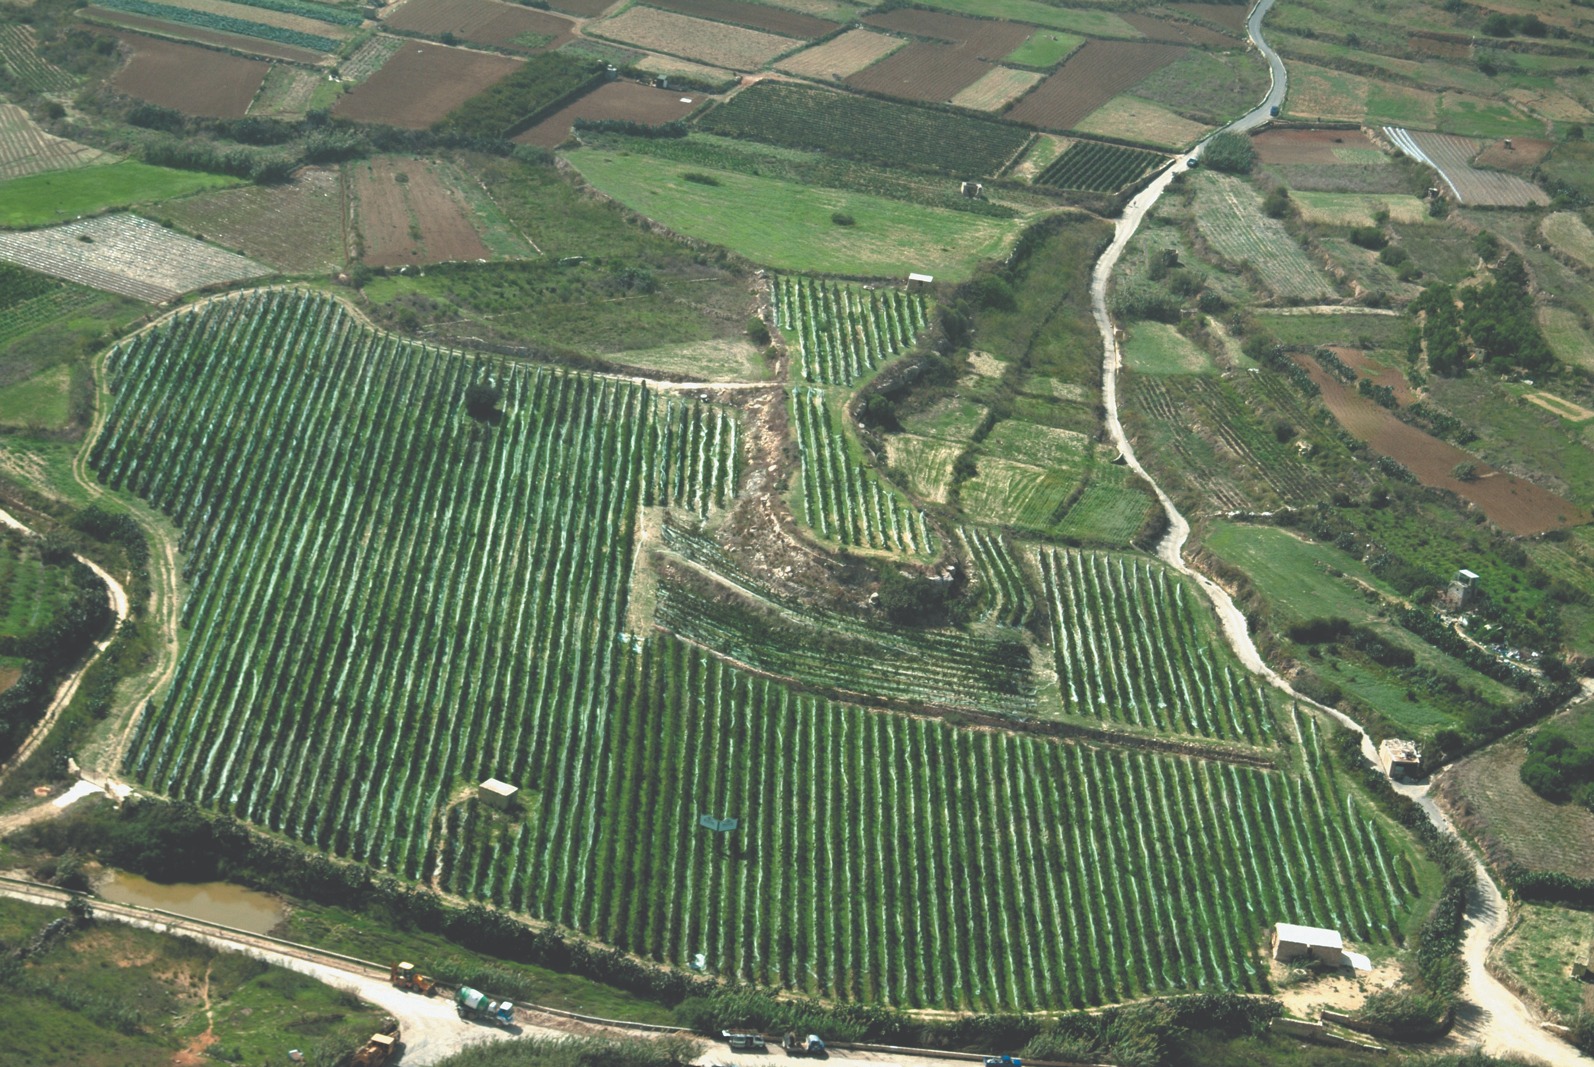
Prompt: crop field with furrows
<box><xmin>338</xmin><ymin>33</ymin><xmax>406</xmax><ymax>82</ymax></box>
<box><xmin>0</xmin><ymin>103</ymin><xmax>111</xmax><ymax>181</ymax></box>
<box><xmin>385</xmin><ymin>0</ymin><xmax>575</xmax><ymax>52</ymax></box>
<box><xmin>1072</xmin><ymin>96</ymin><xmax>1206</xmax><ymax>150</ymax></box>
<box><xmin>770</xmin><ymin>275</ymin><xmax>928</xmax><ymax>385</ymax></box>
<box><xmin>351</xmin><ymin>157</ymin><xmax>490</xmax><ymax>267</ymax></box>
<box><xmin>515</xmin><ymin>82</ymin><xmax>702</xmax><ymax>147</ymax></box>
<box><xmin>0</xmin><ymin>26</ymin><xmax>78</xmax><ymax>92</ymax></box>
<box><xmin>644</xmin><ymin>397</ymin><xmax>740</xmax><ymax>515</ymax></box>
<box><xmin>960</xmin><ymin>457</ymin><xmax>1079</xmax><ymax>531</ymax></box>
<box><xmin>644</xmin><ymin>0</ymin><xmax>836</xmax><ymax>38</ymax></box>
<box><xmin>0</xmin><ymin>214</ymin><xmax>268</xmax><ymax>302</ymax></box>
<box><xmin>106</xmin><ymin>288</ymin><xmax>732</xmax><ymax>880</ymax></box>
<box><xmin>591</xmin><ymin>6</ymin><xmax>797</xmax><ymax>70</ymax></box>
<box><xmin>1005</xmin><ymin>41</ymin><xmax>1186</xmax><ymax>133</ymax></box>
<box><xmin>1172</xmin><ymin>2</ymin><xmax>1246</xmax><ymax>33</ymax></box>
<box><xmin>1053</xmin><ymin>480</ymin><xmax>1153</xmax><ymax>545</ymax></box>
<box><xmin>861</xmin><ymin>8</ymin><xmax>1030</xmax><ymax>56</ymax></box>
<box><xmin>1384</xmin><ymin>128</ymin><xmax>1549</xmax><ymax>207</ymax></box>
<box><xmin>1251</xmin><ymin>127</ymin><xmax>1387</xmax><ymax>166</ymax></box>
<box><xmin>246</xmin><ymin>63</ymin><xmax>322</xmax><ymax>117</ymax></box>
<box><xmin>110</xmin><ymin>32</ymin><xmax>272</xmax><ymax>117</ymax></box>
<box><xmin>885</xmin><ymin>435</ymin><xmax>958</xmax><ymax>503</ymax></box>
<box><xmin>845</xmin><ymin>42</ymin><xmax>994</xmax><ymax>104</ymax></box>
<box><xmin>1191</xmin><ymin>173</ymin><xmax>1336</xmax><ymax>302</ymax></box>
<box><xmin>1120</xmin><ymin>12</ymin><xmax>1234</xmax><ymax>47</ymax></box>
<box><xmin>1542</xmin><ymin>212</ymin><xmax>1594</xmax><ymax>270</ymax></box>
<box><xmin>1038</xmin><ymin>548</ymin><xmax>1274</xmax><ymax>743</ymax></box>
<box><xmin>652</xmin><ymin>527</ymin><xmax>1032</xmax><ymax>715</ymax></box>
<box><xmin>442</xmin><ymin>638</ymin><xmax>1417</xmax><ymax>1009</ymax></box>
<box><xmin>160</xmin><ymin>167</ymin><xmax>345</xmax><ymax>275</ymax></box>
<box><xmin>333</xmin><ymin>43</ymin><xmax>524</xmax><ymax>128</ymax></box>
<box><xmin>957</xmin><ymin>526</ymin><xmax>1033</xmax><ymax>627</ymax></box>
<box><xmin>1033</xmin><ymin>140</ymin><xmax>1164</xmax><ymax>192</ymax></box>
<box><xmin>697</xmin><ymin>83</ymin><xmax>1032</xmax><ymax>176</ymax></box>
<box><xmin>951</xmin><ymin>67</ymin><xmax>1043</xmax><ymax>111</ymax></box>
<box><xmin>94</xmin><ymin>0</ymin><xmax>343</xmax><ymax>51</ymax></box>
<box><xmin>139</xmin><ymin>0</ymin><xmax>357</xmax><ymax>37</ymax></box>
<box><xmin>774</xmin><ymin>29</ymin><xmax>903</xmax><ymax>78</ymax></box>
<box><xmin>791</xmin><ymin>388</ymin><xmax>932</xmax><ymax>555</ymax></box>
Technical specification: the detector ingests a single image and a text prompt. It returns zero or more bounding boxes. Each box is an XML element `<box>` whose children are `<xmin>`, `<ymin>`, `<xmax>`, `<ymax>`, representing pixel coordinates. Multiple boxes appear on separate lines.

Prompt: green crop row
<box><xmin>97</xmin><ymin>0</ymin><xmax>341</xmax><ymax>52</ymax></box>
<box><xmin>771</xmin><ymin>275</ymin><xmax>928</xmax><ymax>385</ymax></box>
<box><xmin>1034</xmin><ymin>141</ymin><xmax>1163</xmax><ymax>192</ymax></box>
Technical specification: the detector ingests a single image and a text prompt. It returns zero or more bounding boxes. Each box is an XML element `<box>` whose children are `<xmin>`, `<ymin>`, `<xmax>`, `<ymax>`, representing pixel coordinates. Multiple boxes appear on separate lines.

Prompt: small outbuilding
<box><xmin>908</xmin><ymin>272</ymin><xmax>934</xmax><ymax>291</ymax></box>
<box><xmin>1272</xmin><ymin>923</ymin><xmax>1344</xmax><ymax>965</ymax></box>
<box><xmin>1379</xmin><ymin>738</ymin><xmax>1422</xmax><ymax>780</ymax></box>
<box><xmin>478</xmin><ymin>778</ymin><xmax>519</xmax><ymax>812</ymax></box>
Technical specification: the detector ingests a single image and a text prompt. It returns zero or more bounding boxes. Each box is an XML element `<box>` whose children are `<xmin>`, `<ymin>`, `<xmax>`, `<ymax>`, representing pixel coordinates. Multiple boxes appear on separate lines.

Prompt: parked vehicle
<box><xmin>782</xmin><ymin>1033</ymin><xmax>825</xmax><ymax>1057</ymax></box>
<box><xmin>456</xmin><ymin>986</ymin><xmax>514</xmax><ymax>1025</ymax></box>
<box><xmin>723</xmin><ymin>1030</ymin><xmax>767</xmax><ymax>1050</ymax></box>
<box><xmin>390</xmin><ymin>961</ymin><xmax>435</xmax><ymax>994</ymax></box>
<box><xmin>351</xmin><ymin>1030</ymin><xmax>399</xmax><ymax>1067</ymax></box>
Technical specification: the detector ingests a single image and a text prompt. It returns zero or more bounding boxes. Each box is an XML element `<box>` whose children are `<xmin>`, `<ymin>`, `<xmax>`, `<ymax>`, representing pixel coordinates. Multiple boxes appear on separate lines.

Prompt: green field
<box><xmin>1191</xmin><ymin>173</ymin><xmax>1337</xmax><ymax>302</ymax></box>
<box><xmin>1496</xmin><ymin>904</ymin><xmax>1594</xmax><ymax>1024</ymax></box>
<box><xmin>566</xmin><ymin>149</ymin><xmax>1023</xmax><ymax>279</ymax></box>
<box><xmin>908</xmin><ymin>0</ymin><xmax>1140</xmax><ymax>38</ymax></box>
<box><xmin>0</xmin><ymin>363</ymin><xmax>71</xmax><ymax>428</ymax></box>
<box><xmin>0</xmin><ymin>162</ymin><xmax>240</xmax><ymax>229</ymax></box>
<box><xmin>1004</xmin><ymin>30</ymin><xmax>1083</xmax><ymax>67</ymax></box>
<box><xmin>1122</xmin><ymin>321</ymin><xmax>1217</xmax><ymax>376</ymax></box>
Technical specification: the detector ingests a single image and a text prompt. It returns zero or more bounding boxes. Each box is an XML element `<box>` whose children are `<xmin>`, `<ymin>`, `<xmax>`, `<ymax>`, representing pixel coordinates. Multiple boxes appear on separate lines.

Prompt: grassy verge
<box><xmin>0</xmin><ymin>162</ymin><xmax>241</xmax><ymax>229</ymax></box>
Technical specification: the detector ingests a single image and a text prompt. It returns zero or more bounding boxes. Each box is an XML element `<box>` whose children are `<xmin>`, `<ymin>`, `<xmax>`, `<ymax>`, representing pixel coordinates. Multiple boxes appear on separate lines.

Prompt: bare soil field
<box><xmin>634</xmin><ymin>53</ymin><xmax>733</xmax><ymax>84</ymax></box>
<box><xmin>350</xmin><ymin>157</ymin><xmax>491</xmax><ymax>266</ymax></box>
<box><xmin>545</xmin><ymin>0</ymin><xmax>614</xmax><ymax>15</ymax></box>
<box><xmin>333</xmin><ymin>42</ymin><xmax>523</xmax><ymax>128</ymax></box>
<box><xmin>1121</xmin><ymin>13</ymin><xmax>1235</xmax><ymax>47</ymax></box>
<box><xmin>1171</xmin><ymin>3</ymin><xmax>1246</xmax><ymax>33</ymax></box>
<box><xmin>0</xmin><ymin>103</ymin><xmax>111</xmax><ymax>180</ymax></box>
<box><xmin>775</xmin><ymin>28</ymin><xmax>901</xmax><ymax>78</ymax></box>
<box><xmin>161</xmin><ymin>167</ymin><xmax>345</xmax><ymax>274</ymax></box>
<box><xmin>1075</xmin><ymin>94</ymin><xmax>1205</xmax><ymax>148</ymax></box>
<box><xmin>385</xmin><ymin>0</ymin><xmax>575</xmax><ymax>52</ymax></box>
<box><xmin>1525</xmin><ymin>391</ymin><xmax>1594</xmax><ymax>422</ymax></box>
<box><xmin>1297</xmin><ymin>356</ymin><xmax>1586</xmax><ymax>535</ymax></box>
<box><xmin>1407</xmin><ymin>32</ymin><xmax>1469</xmax><ymax>59</ymax></box>
<box><xmin>1005</xmin><ymin>40</ymin><xmax>1185</xmax><ymax>132</ymax></box>
<box><xmin>1437</xmin><ymin>738</ymin><xmax>1594</xmax><ymax>879</ymax></box>
<box><xmin>1334</xmin><ymin>347</ymin><xmax>1418</xmax><ymax>405</ymax></box>
<box><xmin>646</xmin><ymin>0</ymin><xmax>836</xmax><ymax>39</ymax></box>
<box><xmin>1474</xmin><ymin>136</ymin><xmax>1552</xmax><ymax>173</ymax></box>
<box><xmin>951</xmin><ymin>66</ymin><xmax>1042</xmax><ymax>111</ymax></box>
<box><xmin>1252</xmin><ymin>127</ymin><xmax>1384</xmax><ymax>165</ymax></box>
<box><xmin>591</xmin><ymin>6</ymin><xmax>796</xmax><ymax>69</ymax></box>
<box><xmin>1389</xmin><ymin>128</ymin><xmax>1549</xmax><ymax>208</ymax></box>
<box><xmin>845</xmin><ymin>41</ymin><xmax>991</xmax><ymax>103</ymax></box>
<box><xmin>87</xmin><ymin>10</ymin><xmax>323</xmax><ymax>62</ymax></box>
<box><xmin>110</xmin><ymin>32</ymin><xmax>269</xmax><ymax>117</ymax></box>
<box><xmin>514</xmin><ymin>80</ymin><xmax>702</xmax><ymax>146</ymax></box>
<box><xmin>862</xmin><ymin>8</ymin><xmax>1030</xmax><ymax>57</ymax></box>
<box><xmin>0</xmin><ymin>213</ymin><xmax>268</xmax><ymax>302</ymax></box>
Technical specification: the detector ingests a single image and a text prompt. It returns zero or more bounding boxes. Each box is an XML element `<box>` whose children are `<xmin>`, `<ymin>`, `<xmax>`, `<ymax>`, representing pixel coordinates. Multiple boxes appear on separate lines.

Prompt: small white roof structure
<box><xmin>908</xmin><ymin>273</ymin><xmax>934</xmax><ymax>284</ymax></box>
<box><xmin>480</xmin><ymin>778</ymin><xmax>518</xmax><ymax>797</ymax></box>
<box><xmin>1275</xmin><ymin>923</ymin><xmax>1343</xmax><ymax>950</ymax></box>
<box><xmin>1458</xmin><ymin>569</ymin><xmax>1480</xmax><ymax>580</ymax></box>
<box><xmin>1342</xmin><ymin>950</ymin><xmax>1373</xmax><ymax>972</ymax></box>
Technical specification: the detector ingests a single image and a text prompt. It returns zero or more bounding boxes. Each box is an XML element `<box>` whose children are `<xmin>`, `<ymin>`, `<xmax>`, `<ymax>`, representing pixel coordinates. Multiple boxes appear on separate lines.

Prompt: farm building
<box><xmin>1442</xmin><ymin>568</ymin><xmax>1480</xmax><ymax>609</ymax></box>
<box><xmin>908</xmin><ymin>272</ymin><xmax>933</xmax><ymax>291</ymax></box>
<box><xmin>1272</xmin><ymin>923</ymin><xmax>1344</xmax><ymax>964</ymax></box>
<box><xmin>1379</xmin><ymin>738</ymin><xmax>1422</xmax><ymax>780</ymax></box>
<box><xmin>479</xmin><ymin>778</ymin><xmax>519</xmax><ymax>811</ymax></box>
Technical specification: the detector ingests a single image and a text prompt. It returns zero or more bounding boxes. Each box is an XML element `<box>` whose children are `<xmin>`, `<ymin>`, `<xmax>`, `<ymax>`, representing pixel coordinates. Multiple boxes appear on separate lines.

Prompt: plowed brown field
<box><xmin>1121</xmin><ymin>13</ymin><xmax>1235</xmax><ymax>46</ymax></box>
<box><xmin>1006</xmin><ymin>40</ymin><xmax>1185</xmax><ymax>132</ymax></box>
<box><xmin>845</xmin><ymin>41</ymin><xmax>992</xmax><ymax>102</ymax></box>
<box><xmin>1298</xmin><ymin>356</ymin><xmax>1587</xmax><ymax>535</ymax></box>
<box><xmin>862</xmin><ymin>8</ymin><xmax>1029</xmax><ymax>56</ymax></box>
<box><xmin>352</xmin><ymin>157</ymin><xmax>490</xmax><ymax>267</ymax></box>
<box><xmin>1252</xmin><ymin>127</ymin><xmax>1382</xmax><ymax>165</ymax></box>
<box><xmin>647</xmin><ymin>0</ymin><xmax>835</xmax><ymax>39</ymax></box>
<box><xmin>1170</xmin><ymin>3</ymin><xmax>1246</xmax><ymax>32</ymax></box>
<box><xmin>385</xmin><ymin>0</ymin><xmax>575</xmax><ymax>52</ymax></box>
<box><xmin>333</xmin><ymin>42</ymin><xmax>523</xmax><ymax>128</ymax></box>
<box><xmin>591</xmin><ymin>6</ymin><xmax>796</xmax><ymax>69</ymax></box>
<box><xmin>111</xmin><ymin>33</ymin><xmax>268</xmax><ymax>117</ymax></box>
<box><xmin>514</xmin><ymin>80</ymin><xmax>702</xmax><ymax>146</ymax></box>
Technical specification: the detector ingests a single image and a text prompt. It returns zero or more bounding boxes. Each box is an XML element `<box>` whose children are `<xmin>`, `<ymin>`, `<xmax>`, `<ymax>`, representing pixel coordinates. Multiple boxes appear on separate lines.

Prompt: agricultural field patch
<box><xmin>774</xmin><ymin>28</ymin><xmax>903</xmax><ymax>79</ymax></box>
<box><xmin>1034</xmin><ymin>139</ymin><xmax>1165</xmax><ymax>191</ymax></box>
<box><xmin>1297</xmin><ymin>358</ymin><xmax>1587</xmax><ymax>536</ymax></box>
<box><xmin>1542</xmin><ymin>212</ymin><xmax>1594</xmax><ymax>271</ymax></box>
<box><xmin>334</xmin><ymin>42</ymin><xmax>524</xmax><ymax>128</ymax></box>
<box><xmin>910</xmin><ymin>0</ymin><xmax>1141</xmax><ymax>40</ymax></box>
<box><xmin>1524</xmin><ymin>391</ymin><xmax>1594</xmax><ymax>423</ymax></box>
<box><xmin>350</xmin><ymin>156</ymin><xmax>491</xmax><ymax>267</ymax></box>
<box><xmin>514</xmin><ymin>81</ymin><xmax>703</xmax><ymax>148</ymax></box>
<box><xmin>385</xmin><ymin>0</ymin><xmax>576</xmax><ymax>52</ymax></box>
<box><xmin>770</xmin><ymin>275</ymin><xmax>929</xmax><ymax>385</ymax></box>
<box><xmin>590</xmin><ymin>6</ymin><xmax>797</xmax><ymax>70</ymax></box>
<box><xmin>885</xmin><ymin>433</ymin><xmax>959</xmax><ymax>503</ymax></box>
<box><xmin>1002</xmin><ymin>30</ymin><xmax>1081</xmax><ymax>68</ymax></box>
<box><xmin>1439</xmin><ymin>733</ymin><xmax>1594</xmax><ymax>879</ymax></box>
<box><xmin>643</xmin><ymin>0</ymin><xmax>836</xmax><ymax>38</ymax></box>
<box><xmin>792</xmin><ymin>386</ymin><xmax>934</xmax><ymax>554</ymax></box>
<box><xmin>85</xmin><ymin>7</ymin><xmax>327</xmax><ymax>61</ymax></box>
<box><xmin>899</xmin><ymin>395</ymin><xmax>986</xmax><ymax>441</ymax></box>
<box><xmin>1252</xmin><ymin>127</ymin><xmax>1387</xmax><ymax>166</ymax></box>
<box><xmin>1289</xmin><ymin>192</ymin><xmax>1428</xmax><ymax>227</ymax></box>
<box><xmin>1283</xmin><ymin>64</ymin><xmax>1428</xmax><ymax>128</ymax></box>
<box><xmin>1474</xmin><ymin>135</ymin><xmax>1552</xmax><ymax>173</ymax></box>
<box><xmin>0</xmin><ymin>103</ymin><xmax>112</xmax><ymax>181</ymax></box>
<box><xmin>246</xmin><ymin>62</ymin><xmax>322</xmax><ymax>116</ymax></box>
<box><xmin>1540</xmin><ymin>140</ymin><xmax>1594</xmax><ymax>202</ymax></box>
<box><xmin>1385</xmin><ymin>128</ymin><xmax>1549</xmax><ymax>207</ymax></box>
<box><xmin>861</xmin><ymin>8</ymin><xmax>1029</xmax><ymax>56</ymax></box>
<box><xmin>0</xmin><ymin>161</ymin><xmax>241</xmax><ymax>229</ymax></box>
<box><xmin>0</xmin><ymin>213</ymin><xmax>269</xmax><ymax>302</ymax></box>
<box><xmin>1051</xmin><ymin>476</ymin><xmax>1152</xmax><ymax>545</ymax></box>
<box><xmin>544</xmin><ymin>0</ymin><xmax>614</xmax><ymax>14</ymax></box>
<box><xmin>566</xmin><ymin>148</ymin><xmax>1022</xmax><ymax>278</ymax></box>
<box><xmin>959</xmin><ymin>456</ymin><xmax>1078</xmax><ymax>531</ymax></box>
<box><xmin>0</xmin><ymin>26</ymin><xmax>77</xmax><ymax>92</ymax></box>
<box><xmin>1120</xmin><ymin>12</ymin><xmax>1234</xmax><ymax>47</ymax></box>
<box><xmin>160</xmin><ymin>166</ymin><xmax>345</xmax><ymax>274</ymax></box>
<box><xmin>1495</xmin><ymin>905</ymin><xmax>1594</xmax><ymax>1025</ymax></box>
<box><xmin>91</xmin><ymin>0</ymin><xmax>345</xmax><ymax>53</ymax></box>
<box><xmin>950</xmin><ymin>67</ymin><xmax>1043</xmax><ymax>112</ymax></box>
<box><xmin>337</xmin><ymin>32</ymin><xmax>407</xmax><ymax>83</ymax></box>
<box><xmin>1006</xmin><ymin>41</ymin><xmax>1187</xmax><ymax>133</ymax></box>
<box><xmin>110</xmin><ymin>32</ymin><xmax>271</xmax><ymax>117</ymax></box>
<box><xmin>1125</xmin><ymin>48</ymin><xmax>1270</xmax><ymax>128</ymax></box>
<box><xmin>632</xmin><ymin>53</ymin><xmax>736</xmax><ymax>89</ymax></box>
<box><xmin>1540</xmin><ymin>306</ymin><xmax>1594</xmax><ymax>372</ymax></box>
<box><xmin>1191</xmin><ymin>172</ymin><xmax>1337</xmax><ymax>302</ymax></box>
<box><xmin>695</xmin><ymin>82</ymin><xmax>1032</xmax><ymax>176</ymax></box>
<box><xmin>0</xmin><ymin>364</ymin><xmax>71</xmax><ymax>429</ymax></box>
<box><xmin>1122</xmin><ymin>321</ymin><xmax>1215</xmax><ymax>375</ymax></box>
<box><xmin>1170</xmin><ymin>2</ymin><xmax>1247</xmax><ymax>33</ymax></box>
<box><xmin>845</xmin><ymin>42</ymin><xmax>994</xmax><ymax>104</ymax></box>
<box><xmin>980</xmin><ymin>419</ymin><xmax>1091</xmax><ymax>471</ymax></box>
<box><xmin>1072</xmin><ymin>96</ymin><xmax>1206</xmax><ymax>150</ymax></box>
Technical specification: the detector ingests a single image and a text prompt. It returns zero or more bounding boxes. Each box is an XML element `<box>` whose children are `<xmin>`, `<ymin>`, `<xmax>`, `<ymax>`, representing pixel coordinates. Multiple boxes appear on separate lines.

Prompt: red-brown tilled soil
<box><xmin>385</xmin><ymin>0</ymin><xmax>575</xmax><ymax>52</ymax></box>
<box><xmin>334</xmin><ymin>42</ymin><xmax>523</xmax><ymax>128</ymax></box>
<box><xmin>353</xmin><ymin>157</ymin><xmax>491</xmax><ymax>266</ymax></box>
<box><xmin>1252</xmin><ymin>127</ymin><xmax>1381</xmax><ymax>165</ymax></box>
<box><xmin>845</xmin><ymin>41</ymin><xmax>993</xmax><ymax>102</ymax></box>
<box><xmin>1005</xmin><ymin>40</ymin><xmax>1185</xmax><ymax>131</ymax></box>
<box><xmin>514</xmin><ymin>80</ymin><xmax>704</xmax><ymax>146</ymax></box>
<box><xmin>648</xmin><ymin>0</ymin><xmax>836</xmax><ymax>39</ymax></box>
<box><xmin>862</xmin><ymin>8</ymin><xmax>1030</xmax><ymax>57</ymax></box>
<box><xmin>111</xmin><ymin>32</ymin><xmax>268</xmax><ymax>117</ymax></box>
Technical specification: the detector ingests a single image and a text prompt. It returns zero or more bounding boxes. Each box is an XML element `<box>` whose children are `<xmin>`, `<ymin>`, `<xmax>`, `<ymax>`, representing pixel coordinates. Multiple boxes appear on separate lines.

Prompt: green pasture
<box><xmin>1122</xmin><ymin>321</ymin><xmax>1217</xmax><ymax>376</ymax></box>
<box><xmin>0</xmin><ymin>162</ymin><xmax>240</xmax><ymax>229</ymax></box>
<box><xmin>0</xmin><ymin>363</ymin><xmax>70</xmax><ymax>428</ymax></box>
<box><xmin>1004</xmin><ymin>30</ymin><xmax>1082</xmax><ymax>67</ymax></box>
<box><xmin>567</xmin><ymin>149</ymin><xmax>1024</xmax><ymax>279</ymax></box>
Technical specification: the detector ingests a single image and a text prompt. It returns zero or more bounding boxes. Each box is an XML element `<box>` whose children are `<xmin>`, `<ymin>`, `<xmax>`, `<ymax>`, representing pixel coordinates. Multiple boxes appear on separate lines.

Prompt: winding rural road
<box><xmin>1088</xmin><ymin>2</ymin><xmax>1583</xmax><ymax>1062</ymax></box>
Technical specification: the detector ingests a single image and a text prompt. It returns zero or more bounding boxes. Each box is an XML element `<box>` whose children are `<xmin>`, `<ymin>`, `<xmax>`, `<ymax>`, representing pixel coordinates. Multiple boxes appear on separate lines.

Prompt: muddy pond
<box><xmin>95</xmin><ymin>869</ymin><xmax>286</xmax><ymax>935</ymax></box>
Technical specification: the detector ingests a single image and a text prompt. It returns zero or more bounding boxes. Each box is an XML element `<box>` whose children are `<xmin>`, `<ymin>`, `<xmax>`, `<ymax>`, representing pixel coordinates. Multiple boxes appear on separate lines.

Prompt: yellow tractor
<box><xmin>390</xmin><ymin>961</ymin><xmax>436</xmax><ymax>994</ymax></box>
<box><xmin>351</xmin><ymin>1030</ymin><xmax>399</xmax><ymax>1067</ymax></box>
